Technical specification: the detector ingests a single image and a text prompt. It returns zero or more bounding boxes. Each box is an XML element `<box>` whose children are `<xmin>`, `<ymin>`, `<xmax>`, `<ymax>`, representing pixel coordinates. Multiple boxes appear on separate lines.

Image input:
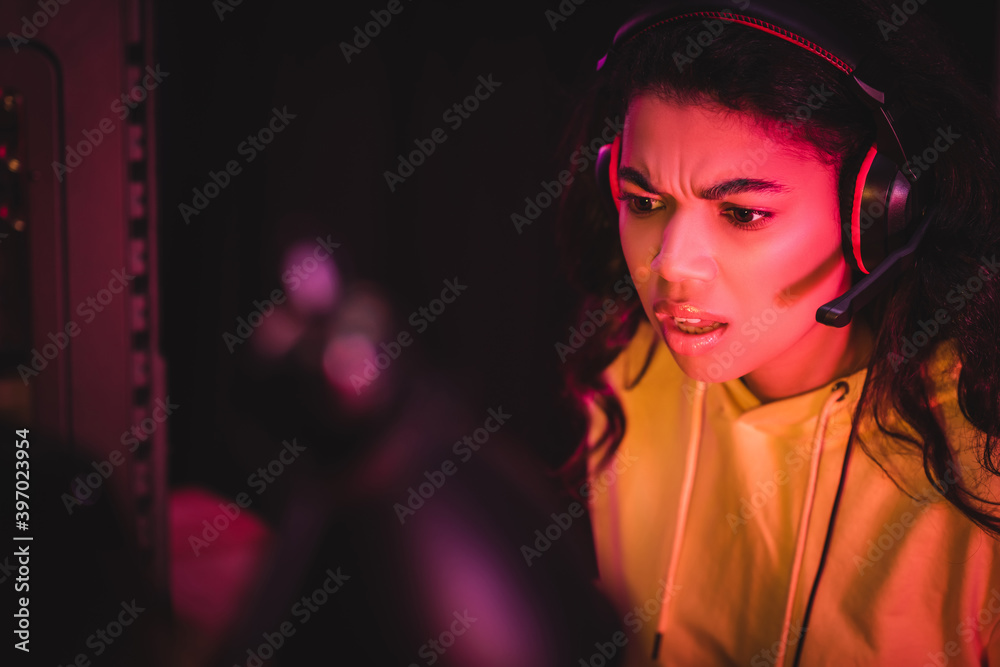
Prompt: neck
<box><xmin>741</xmin><ymin>318</ymin><xmax>874</xmax><ymax>405</ymax></box>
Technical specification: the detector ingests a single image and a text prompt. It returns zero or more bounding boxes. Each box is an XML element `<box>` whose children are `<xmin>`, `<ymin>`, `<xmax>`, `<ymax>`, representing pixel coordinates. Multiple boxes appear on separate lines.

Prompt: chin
<box><xmin>667</xmin><ymin>350</ymin><xmax>746</xmax><ymax>385</ymax></box>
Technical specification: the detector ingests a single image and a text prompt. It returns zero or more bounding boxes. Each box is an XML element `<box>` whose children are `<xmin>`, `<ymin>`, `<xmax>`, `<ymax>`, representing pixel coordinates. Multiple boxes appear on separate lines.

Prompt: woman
<box><xmin>558</xmin><ymin>1</ymin><xmax>1000</xmax><ymax>664</ymax></box>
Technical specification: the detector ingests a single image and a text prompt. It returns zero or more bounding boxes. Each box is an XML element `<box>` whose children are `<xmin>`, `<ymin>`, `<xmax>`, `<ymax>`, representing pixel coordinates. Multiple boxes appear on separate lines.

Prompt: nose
<box><xmin>650</xmin><ymin>206</ymin><xmax>718</xmax><ymax>283</ymax></box>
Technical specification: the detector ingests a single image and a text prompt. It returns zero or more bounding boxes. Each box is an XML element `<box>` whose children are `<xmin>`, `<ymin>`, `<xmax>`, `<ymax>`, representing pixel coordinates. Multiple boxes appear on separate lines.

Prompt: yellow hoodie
<box><xmin>586</xmin><ymin>320</ymin><xmax>1000</xmax><ymax>666</ymax></box>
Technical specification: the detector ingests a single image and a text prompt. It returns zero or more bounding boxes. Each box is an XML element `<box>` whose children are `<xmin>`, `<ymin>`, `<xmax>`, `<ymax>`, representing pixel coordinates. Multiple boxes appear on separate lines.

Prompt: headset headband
<box><xmin>597</xmin><ymin>0</ymin><xmax>914</xmax><ymax>171</ymax></box>
<box><xmin>598</xmin><ymin>0</ymin><xmax>862</xmax><ymax>73</ymax></box>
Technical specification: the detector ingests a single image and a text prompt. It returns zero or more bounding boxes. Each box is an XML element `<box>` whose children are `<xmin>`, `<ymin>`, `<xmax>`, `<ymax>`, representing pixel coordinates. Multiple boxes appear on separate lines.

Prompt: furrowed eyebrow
<box><xmin>617</xmin><ymin>166</ymin><xmax>658</xmax><ymax>194</ymax></box>
<box><xmin>700</xmin><ymin>178</ymin><xmax>789</xmax><ymax>200</ymax></box>
<box><xmin>618</xmin><ymin>166</ymin><xmax>789</xmax><ymax>200</ymax></box>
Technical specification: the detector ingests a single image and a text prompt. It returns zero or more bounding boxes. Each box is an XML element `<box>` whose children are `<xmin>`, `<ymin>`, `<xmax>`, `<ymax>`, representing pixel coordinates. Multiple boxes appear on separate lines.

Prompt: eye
<box><xmin>722</xmin><ymin>206</ymin><xmax>772</xmax><ymax>229</ymax></box>
<box><xmin>617</xmin><ymin>193</ymin><xmax>665</xmax><ymax>215</ymax></box>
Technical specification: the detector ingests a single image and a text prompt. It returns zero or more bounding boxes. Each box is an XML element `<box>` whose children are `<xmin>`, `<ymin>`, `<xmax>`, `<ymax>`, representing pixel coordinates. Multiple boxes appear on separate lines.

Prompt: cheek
<box><xmin>619</xmin><ymin>221</ymin><xmax>661</xmax><ymax>282</ymax></box>
<box><xmin>618</xmin><ymin>215</ymin><xmax>643</xmax><ymax>255</ymax></box>
<box><xmin>727</xmin><ymin>240</ymin><xmax>839</xmax><ymax>354</ymax></box>
<box><xmin>721</xmin><ymin>304</ymin><xmax>800</xmax><ymax>378</ymax></box>
<box><xmin>728</xmin><ymin>210</ymin><xmax>843</xmax><ymax>300</ymax></box>
<box><xmin>789</xmin><ymin>213</ymin><xmax>839</xmax><ymax>241</ymax></box>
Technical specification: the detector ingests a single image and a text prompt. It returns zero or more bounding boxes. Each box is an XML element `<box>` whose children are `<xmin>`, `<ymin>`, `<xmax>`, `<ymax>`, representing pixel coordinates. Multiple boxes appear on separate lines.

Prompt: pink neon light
<box><xmin>852</xmin><ymin>146</ymin><xmax>879</xmax><ymax>274</ymax></box>
<box><xmin>609</xmin><ymin>134</ymin><xmax>622</xmax><ymax>203</ymax></box>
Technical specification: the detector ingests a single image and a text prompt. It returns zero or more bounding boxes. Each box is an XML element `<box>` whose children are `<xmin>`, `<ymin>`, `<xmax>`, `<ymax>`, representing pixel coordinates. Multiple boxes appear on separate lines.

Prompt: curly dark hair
<box><xmin>556</xmin><ymin>0</ymin><xmax>1000</xmax><ymax>535</ymax></box>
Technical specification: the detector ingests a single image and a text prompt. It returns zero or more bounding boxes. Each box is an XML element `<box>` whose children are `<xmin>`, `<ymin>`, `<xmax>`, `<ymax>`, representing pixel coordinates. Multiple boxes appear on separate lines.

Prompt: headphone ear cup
<box><xmin>840</xmin><ymin>143</ymin><xmax>918</xmax><ymax>275</ymax></box>
<box><xmin>839</xmin><ymin>145</ymin><xmax>877</xmax><ymax>274</ymax></box>
<box><xmin>839</xmin><ymin>144</ymin><xmax>888</xmax><ymax>274</ymax></box>
<box><xmin>595</xmin><ymin>134</ymin><xmax>622</xmax><ymax>214</ymax></box>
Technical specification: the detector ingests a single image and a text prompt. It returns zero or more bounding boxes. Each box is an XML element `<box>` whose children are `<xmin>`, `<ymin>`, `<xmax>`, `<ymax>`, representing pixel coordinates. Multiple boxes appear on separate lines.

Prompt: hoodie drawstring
<box><xmin>652</xmin><ymin>380</ymin><xmax>707</xmax><ymax>660</ymax></box>
<box><xmin>774</xmin><ymin>380</ymin><xmax>848</xmax><ymax>667</ymax></box>
<box><xmin>651</xmin><ymin>380</ymin><xmax>849</xmax><ymax>663</ymax></box>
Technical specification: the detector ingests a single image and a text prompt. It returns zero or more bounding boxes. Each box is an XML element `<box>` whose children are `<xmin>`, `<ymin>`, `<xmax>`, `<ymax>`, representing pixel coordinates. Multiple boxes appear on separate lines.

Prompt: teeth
<box><xmin>675</xmin><ymin>317</ymin><xmax>704</xmax><ymax>324</ymax></box>
<box><xmin>675</xmin><ymin>318</ymin><xmax>723</xmax><ymax>334</ymax></box>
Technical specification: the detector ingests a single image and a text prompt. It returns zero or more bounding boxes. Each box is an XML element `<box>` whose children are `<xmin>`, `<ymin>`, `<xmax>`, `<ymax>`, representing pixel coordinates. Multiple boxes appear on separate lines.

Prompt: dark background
<box><xmin>156</xmin><ymin>0</ymin><xmax>1000</xmax><ymax>500</ymax></box>
<box><xmin>157</xmin><ymin>0</ymin><xmax>633</xmax><ymax>502</ymax></box>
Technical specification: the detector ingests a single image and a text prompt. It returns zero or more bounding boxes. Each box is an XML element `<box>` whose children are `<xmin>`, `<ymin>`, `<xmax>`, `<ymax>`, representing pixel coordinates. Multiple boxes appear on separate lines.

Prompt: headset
<box><xmin>593</xmin><ymin>0</ymin><xmax>935</xmax><ymax>328</ymax></box>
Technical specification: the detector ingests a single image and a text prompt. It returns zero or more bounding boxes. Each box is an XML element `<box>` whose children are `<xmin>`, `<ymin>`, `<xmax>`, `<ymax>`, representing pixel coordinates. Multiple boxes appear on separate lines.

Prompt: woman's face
<box><xmin>618</xmin><ymin>95</ymin><xmax>863</xmax><ymax>398</ymax></box>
